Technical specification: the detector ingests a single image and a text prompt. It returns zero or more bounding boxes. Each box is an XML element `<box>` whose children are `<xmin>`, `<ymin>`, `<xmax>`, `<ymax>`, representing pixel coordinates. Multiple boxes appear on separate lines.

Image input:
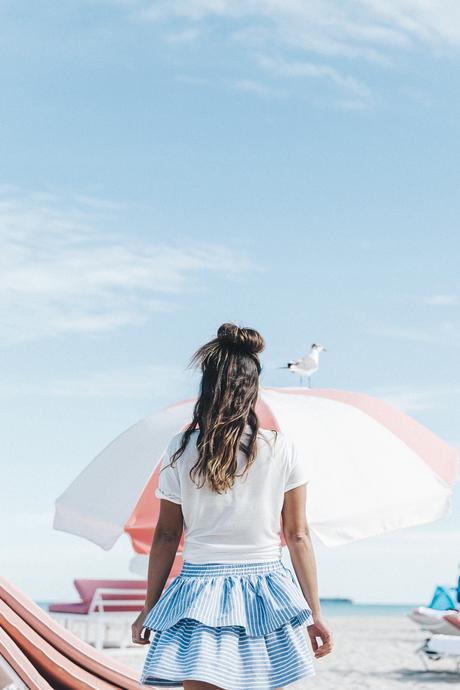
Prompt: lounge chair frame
<box><xmin>50</xmin><ymin>587</ymin><xmax>147</xmax><ymax>650</ymax></box>
<box><xmin>416</xmin><ymin>637</ymin><xmax>460</xmax><ymax>673</ymax></box>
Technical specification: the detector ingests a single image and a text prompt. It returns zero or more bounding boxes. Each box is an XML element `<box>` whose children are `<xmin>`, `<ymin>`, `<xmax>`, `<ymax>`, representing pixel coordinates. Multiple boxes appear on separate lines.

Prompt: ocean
<box><xmin>320</xmin><ymin>601</ymin><xmax>417</xmax><ymax>617</ymax></box>
<box><xmin>37</xmin><ymin>601</ymin><xmax>417</xmax><ymax>617</ymax></box>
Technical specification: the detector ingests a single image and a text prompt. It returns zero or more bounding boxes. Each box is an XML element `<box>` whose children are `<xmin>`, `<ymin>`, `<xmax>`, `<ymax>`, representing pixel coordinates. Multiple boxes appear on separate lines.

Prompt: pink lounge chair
<box><xmin>47</xmin><ymin>563</ymin><xmax>184</xmax><ymax>649</ymax></box>
<box><xmin>49</xmin><ymin>557</ymin><xmax>183</xmax><ymax>616</ymax></box>
<box><xmin>48</xmin><ymin>579</ymin><xmax>148</xmax><ymax>649</ymax></box>
<box><xmin>49</xmin><ymin>579</ymin><xmax>148</xmax><ymax>614</ymax></box>
<box><xmin>0</xmin><ymin>577</ymin><xmax>147</xmax><ymax>689</ymax></box>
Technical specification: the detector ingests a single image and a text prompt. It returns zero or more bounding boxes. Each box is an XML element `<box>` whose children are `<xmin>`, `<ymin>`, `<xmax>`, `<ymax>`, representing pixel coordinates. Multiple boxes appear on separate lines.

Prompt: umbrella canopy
<box><xmin>54</xmin><ymin>387</ymin><xmax>458</xmax><ymax>553</ymax></box>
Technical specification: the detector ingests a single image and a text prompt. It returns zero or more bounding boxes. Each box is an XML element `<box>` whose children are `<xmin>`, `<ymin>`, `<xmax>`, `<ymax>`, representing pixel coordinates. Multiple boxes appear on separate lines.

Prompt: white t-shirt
<box><xmin>154</xmin><ymin>424</ymin><xmax>308</xmax><ymax>563</ymax></box>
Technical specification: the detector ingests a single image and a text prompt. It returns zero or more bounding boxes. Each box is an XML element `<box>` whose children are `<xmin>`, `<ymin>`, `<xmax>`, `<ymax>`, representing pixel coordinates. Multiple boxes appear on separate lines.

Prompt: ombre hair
<box><xmin>169</xmin><ymin>322</ymin><xmax>264</xmax><ymax>493</ymax></box>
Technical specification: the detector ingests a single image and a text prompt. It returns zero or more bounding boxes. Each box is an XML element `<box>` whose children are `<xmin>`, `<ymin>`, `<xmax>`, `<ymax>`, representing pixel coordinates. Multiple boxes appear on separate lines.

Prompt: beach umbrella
<box><xmin>54</xmin><ymin>387</ymin><xmax>458</xmax><ymax>557</ymax></box>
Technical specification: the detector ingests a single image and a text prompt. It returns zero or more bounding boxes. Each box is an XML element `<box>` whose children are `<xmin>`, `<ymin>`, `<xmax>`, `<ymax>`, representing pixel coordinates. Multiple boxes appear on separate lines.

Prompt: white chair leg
<box><xmin>94</xmin><ymin>617</ymin><xmax>104</xmax><ymax>651</ymax></box>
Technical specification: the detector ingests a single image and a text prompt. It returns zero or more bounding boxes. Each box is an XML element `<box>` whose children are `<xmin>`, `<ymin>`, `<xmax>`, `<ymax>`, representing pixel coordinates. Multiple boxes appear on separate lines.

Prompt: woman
<box><xmin>132</xmin><ymin>323</ymin><xmax>332</xmax><ymax>689</ymax></box>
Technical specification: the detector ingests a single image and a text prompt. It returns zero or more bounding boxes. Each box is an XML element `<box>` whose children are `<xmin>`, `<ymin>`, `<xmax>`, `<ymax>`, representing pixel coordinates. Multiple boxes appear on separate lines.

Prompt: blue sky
<box><xmin>1</xmin><ymin>0</ymin><xmax>460</xmax><ymax>604</ymax></box>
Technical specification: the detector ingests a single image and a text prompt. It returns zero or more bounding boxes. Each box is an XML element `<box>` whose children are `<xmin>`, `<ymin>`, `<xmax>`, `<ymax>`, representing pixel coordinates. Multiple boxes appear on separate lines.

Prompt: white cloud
<box><xmin>117</xmin><ymin>1</ymin><xmax>460</xmax><ymax>106</ymax></box>
<box><xmin>165</xmin><ymin>27</ymin><xmax>201</xmax><ymax>43</ymax></box>
<box><xmin>73</xmin><ymin>194</ymin><xmax>127</xmax><ymax>211</ymax></box>
<box><xmin>0</xmin><ymin>188</ymin><xmax>257</xmax><ymax>344</ymax></box>
<box><xmin>0</xmin><ymin>364</ymin><xmax>196</xmax><ymax>399</ymax></box>
<box><xmin>368</xmin><ymin>324</ymin><xmax>459</xmax><ymax>344</ymax></box>
<box><xmin>366</xmin><ymin>384</ymin><xmax>460</xmax><ymax>414</ymax></box>
<box><xmin>232</xmin><ymin>78</ymin><xmax>283</xmax><ymax>98</ymax></box>
<box><xmin>130</xmin><ymin>1</ymin><xmax>460</xmax><ymax>57</ymax></box>
<box><xmin>367</xmin><ymin>385</ymin><xmax>437</xmax><ymax>412</ymax></box>
<box><xmin>175</xmin><ymin>74</ymin><xmax>209</xmax><ymax>86</ymax></box>
<box><xmin>362</xmin><ymin>0</ymin><xmax>460</xmax><ymax>47</ymax></box>
<box><xmin>424</xmin><ymin>294</ymin><xmax>459</xmax><ymax>306</ymax></box>
<box><xmin>258</xmin><ymin>54</ymin><xmax>373</xmax><ymax>108</ymax></box>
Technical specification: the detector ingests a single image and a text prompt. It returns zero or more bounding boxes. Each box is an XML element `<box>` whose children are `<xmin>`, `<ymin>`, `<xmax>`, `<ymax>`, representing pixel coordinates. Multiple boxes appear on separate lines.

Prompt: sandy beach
<box><xmin>300</xmin><ymin>616</ymin><xmax>459</xmax><ymax>689</ymax></box>
<box><xmin>113</xmin><ymin>616</ymin><xmax>459</xmax><ymax>689</ymax></box>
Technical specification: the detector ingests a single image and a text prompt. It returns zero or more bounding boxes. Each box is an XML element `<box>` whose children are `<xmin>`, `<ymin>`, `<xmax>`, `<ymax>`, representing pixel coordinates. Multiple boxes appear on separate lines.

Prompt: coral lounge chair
<box><xmin>49</xmin><ymin>579</ymin><xmax>148</xmax><ymax>615</ymax></box>
<box><xmin>0</xmin><ymin>626</ymin><xmax>53</xmax><ymax>690</ymax></box>
<box><xmin>49</xmin><ymin>579</ymin><xmax>148</xmax><ymax>650</ymax></box>
<box><xmin>47</xmin><ymin>558</ymin><xmax>183</xmax><ymax>650</ymax></box>
<box><xmin>0</xmin><ymin>578</ymin><xmax>147</xmax><ymax>689</ymax></box>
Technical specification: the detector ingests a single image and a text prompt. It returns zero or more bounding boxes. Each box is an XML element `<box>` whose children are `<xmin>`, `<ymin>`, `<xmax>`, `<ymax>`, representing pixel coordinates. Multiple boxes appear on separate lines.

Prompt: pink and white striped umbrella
<box><xmin>54</xmin><ymin>387</ymin><xmax>458</xmax><ymax>554</ymax></box>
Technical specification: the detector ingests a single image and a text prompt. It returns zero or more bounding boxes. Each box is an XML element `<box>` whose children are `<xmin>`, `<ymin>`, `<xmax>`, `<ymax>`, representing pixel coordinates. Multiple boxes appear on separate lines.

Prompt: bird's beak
<box><xmin>323</xmin><ymin>348</ymin><xmax>327</xmax><ymax>352</ymax></box>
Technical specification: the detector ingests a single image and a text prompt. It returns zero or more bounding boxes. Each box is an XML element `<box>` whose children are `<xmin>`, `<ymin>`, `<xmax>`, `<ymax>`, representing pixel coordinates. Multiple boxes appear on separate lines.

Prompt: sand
<box><xmin>112</xmin><ymin>616</ymin><xmax>460</xmax><ymax>689</ymax></box>
<box><xmin>297</xmin><ymin>616</ymin><xmax>459</xmax><ymax>689</ymax></box>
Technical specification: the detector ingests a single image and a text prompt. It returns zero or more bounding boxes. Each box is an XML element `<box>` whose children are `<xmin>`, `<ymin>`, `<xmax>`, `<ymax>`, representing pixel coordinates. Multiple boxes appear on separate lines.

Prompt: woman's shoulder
<box><xmin>256</xmin><ymin>427</ymin><xmax>291</xmax><ymax>454</ymax></box>
<box><xmin>256</xmin><ymin>427</ymin><xmax>277</xmax><ymax>439</ymax></box>
<box><xmin>164</xmin><ymin>429</ymin><xmax>194</xmax><ymax>457</ymax></box>
<box><xmin>257</xmin><ymin>427</ymin><xmax>286</xmax><ymax>440</ymax></box>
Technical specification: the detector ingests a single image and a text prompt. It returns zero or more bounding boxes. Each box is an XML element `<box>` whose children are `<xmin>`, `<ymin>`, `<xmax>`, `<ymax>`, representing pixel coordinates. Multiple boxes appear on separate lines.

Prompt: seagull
<box><xmin>279</xmin><ymin>343</ymin><xmax>327</xmax><ymax>388</ymax></box>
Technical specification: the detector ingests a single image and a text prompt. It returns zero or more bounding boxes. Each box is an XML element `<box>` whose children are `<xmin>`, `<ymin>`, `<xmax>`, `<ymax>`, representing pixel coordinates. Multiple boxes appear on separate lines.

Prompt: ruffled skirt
<box><xmin>141</xmin><ymin>559</ymin><xmax>315</xmax><ymax>689</ymax></box>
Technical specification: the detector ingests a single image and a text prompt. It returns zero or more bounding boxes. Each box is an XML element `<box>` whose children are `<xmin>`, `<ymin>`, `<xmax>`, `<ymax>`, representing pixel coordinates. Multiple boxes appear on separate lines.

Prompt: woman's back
<box><xmin>156</xmin><ymin>425</ymin><xmax>308</xmax><ymax>563</ymax></box>
<box><xmin>136</xmin><ymin>323</ymin><xmax>331</xmax><ymax>689</ymax></box>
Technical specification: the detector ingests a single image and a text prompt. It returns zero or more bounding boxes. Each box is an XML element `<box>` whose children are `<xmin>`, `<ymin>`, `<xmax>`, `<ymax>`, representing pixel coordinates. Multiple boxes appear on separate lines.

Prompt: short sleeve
<box><xmin>284</xmin><ymin>437</ymin><xmax>309</xmax><ymax>492</ymax></box>
<box><xmin>155</xmin><ymin>436</ymin><xmax>182</xmax><ymax>505</ymax></box>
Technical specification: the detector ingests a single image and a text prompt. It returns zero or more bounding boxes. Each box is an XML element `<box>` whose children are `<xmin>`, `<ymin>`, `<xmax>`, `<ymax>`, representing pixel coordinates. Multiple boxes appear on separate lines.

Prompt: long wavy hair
<box><xmin>169</xmin><ymin>322</ymin><xmax>265</xmax><ymax>493</ymax></box>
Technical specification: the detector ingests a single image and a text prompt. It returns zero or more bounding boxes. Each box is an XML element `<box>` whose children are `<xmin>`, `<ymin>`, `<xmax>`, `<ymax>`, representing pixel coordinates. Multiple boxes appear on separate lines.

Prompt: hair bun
<box><xmin>217</xmin><ymin>323</ymin><xmax>264</xmax><ymax>355</ymax></box>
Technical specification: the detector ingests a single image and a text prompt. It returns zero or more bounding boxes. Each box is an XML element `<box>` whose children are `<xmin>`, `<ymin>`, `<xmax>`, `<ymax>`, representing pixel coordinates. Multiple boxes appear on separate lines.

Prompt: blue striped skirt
<box><xmin>141</xmin><ymin>559</ymin><xmax>315</xmax><ymax>689</ymax></box>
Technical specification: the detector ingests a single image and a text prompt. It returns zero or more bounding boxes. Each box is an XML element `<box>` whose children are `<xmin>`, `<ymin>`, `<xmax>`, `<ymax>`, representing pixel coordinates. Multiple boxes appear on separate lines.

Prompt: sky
<box><xmin>1</xmin><ymin>0</ymin><xmax>460</xmax><ymax>605</ymax></box>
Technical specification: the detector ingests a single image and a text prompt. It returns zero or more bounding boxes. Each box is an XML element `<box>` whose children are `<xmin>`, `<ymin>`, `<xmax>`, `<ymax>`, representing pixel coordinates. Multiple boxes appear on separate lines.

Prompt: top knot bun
<box><xmin>217</xmin><ymin>323</ymin><xmax>264</xmax><ymax>355</ymax></box>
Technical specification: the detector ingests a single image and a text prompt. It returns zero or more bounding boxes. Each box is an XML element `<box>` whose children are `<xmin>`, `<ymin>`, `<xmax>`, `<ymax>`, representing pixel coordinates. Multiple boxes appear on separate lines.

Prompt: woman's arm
<box><xmin>282</xmin><ymin>484</ymin><xmax>333</xmax><ymax>659</ymax></box>
<box><xmin>131</xmin><ymin>499</ymin><xmax>183</xmax><ymax>644</ymax></box>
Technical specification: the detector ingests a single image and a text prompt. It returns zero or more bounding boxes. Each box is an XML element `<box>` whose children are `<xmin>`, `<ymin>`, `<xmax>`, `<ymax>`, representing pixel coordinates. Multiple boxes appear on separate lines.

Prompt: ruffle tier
<box><xmin>142</xmin><ymin>559</ymin><xmax>314</xmax><ymax>638</ymax></box>
<box><xmin>141</xmin><ymin>616</ymin><xmax>316</xmax><ymax>689</ymax></box>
